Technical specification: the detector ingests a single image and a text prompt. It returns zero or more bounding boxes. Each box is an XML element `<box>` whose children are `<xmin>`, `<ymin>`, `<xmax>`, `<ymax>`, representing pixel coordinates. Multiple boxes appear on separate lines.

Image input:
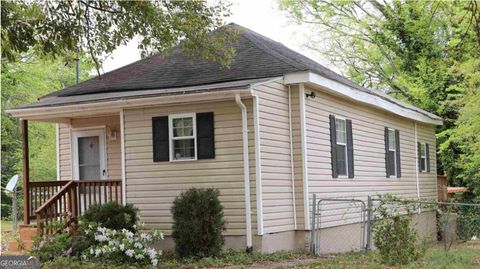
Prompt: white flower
<box><xmin>125</xmin><ymin>249</ymin><xmax>135</xmax><ymax>257</ymax></box>
<box><xmin>151</xmin><ymin>258</ymin><xmax>158</xmax><ymax>267</ymax></box>
<box><xmin>135</xmin><ymin>253</ymin><xmax>144</xmax><ymax>260</ymax></box>
<box><xmin>160</xmin><ymin>232</ymin><xmax>164</xmax><ymax>240</ymax></box>
<box><xmin>146</xmin><ymin>248</ymin><xmax>157</xmax><ymax>259</ymax></box>
<box><xmin>95</xmin><ymin>234</ymin><xmax>108</xmax><ymax>242</ymax></box>
<box><xmin>119</xmin><ymin>244</ymin><xmax>125</xmax><ymax>251</ymax></box>
<box><xmin>472</xmin><ymin>235</ymin><xmax>478</xmax><ymax>241</ymax></box>
<box><xmin>134</xmin><ymin>242</ymin><xmax>143</xmax><ymax>249</ymax></box>
<box><xmin>133</xmin><ymin>224</ymin><xmax>137</xmax><ymax>230</ymax></box>
<box><xmin>81</xmin><ymin>255</ymin><xmax>87</xmax><ymax>260</ymax></box>
<box><xmin>90</xmin><ymin>248</ymin><xmax>95</xmax><ymax>255</ymax></box>
<box><xmin>95</xmin><ymin>249</ymin><xmax>102</xmax><ymax>257</ymax></box>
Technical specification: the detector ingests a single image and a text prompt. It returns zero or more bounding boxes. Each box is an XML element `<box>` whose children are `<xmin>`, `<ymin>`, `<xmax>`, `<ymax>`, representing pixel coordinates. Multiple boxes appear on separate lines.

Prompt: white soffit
<box><xmin>284</xmin><ymin>71</ymin><xmax>443</xmax><ymax>125</ymax></box>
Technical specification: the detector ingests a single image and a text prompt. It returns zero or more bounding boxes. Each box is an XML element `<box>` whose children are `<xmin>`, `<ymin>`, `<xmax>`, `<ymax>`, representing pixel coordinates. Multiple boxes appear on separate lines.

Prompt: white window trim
<box><xmin>335</xmin><ymin>117</ymin><xmax>348</xmax><ymax>177</ymax></box>
<box><xmin>71</xmin><ymin>127</ymin><xmax>108</xmax><ymax>180</ymax></box>
<box><xmin>420</xmin><ymin>142</ymin><xmax>427</xmax><ymax>172</ymax></box>
<box><xmin>388</xmin><ymin>128</ymin><xmax>397</xmax><ymax>177</ymax></box>
<box><xmin>168</xmin><ymin>113</ymin><xmax>197</xmax><ymax>162</ymax></box>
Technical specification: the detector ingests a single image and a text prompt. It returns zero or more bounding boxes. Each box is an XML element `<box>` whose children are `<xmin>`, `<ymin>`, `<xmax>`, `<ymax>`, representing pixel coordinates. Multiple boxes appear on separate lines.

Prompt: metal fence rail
<box><xmin>310</xmin><ymin>194</ymin><xmax>480</xmax><ymax>256</ymax></box>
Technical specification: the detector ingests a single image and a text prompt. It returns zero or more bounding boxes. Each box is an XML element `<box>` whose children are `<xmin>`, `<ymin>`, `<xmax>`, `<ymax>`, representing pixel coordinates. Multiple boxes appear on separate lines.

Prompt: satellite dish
<box><xmin>5</xmin><ymin>175</ymin><xmax>19</xmax><ymax>193</ymax></box>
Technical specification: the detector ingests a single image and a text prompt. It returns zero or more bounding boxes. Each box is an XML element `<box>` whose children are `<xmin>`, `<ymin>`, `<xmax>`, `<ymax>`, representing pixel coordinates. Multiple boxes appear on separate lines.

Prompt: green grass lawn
<box><xmin>40</xmin><ymin>241</ymin><xmax>480</xmax><ymax>269</ymax></box>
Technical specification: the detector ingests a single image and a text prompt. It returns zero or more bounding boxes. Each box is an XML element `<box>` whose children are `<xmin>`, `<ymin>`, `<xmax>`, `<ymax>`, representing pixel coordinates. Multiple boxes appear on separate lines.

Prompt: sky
<box><xmin>101</xmin><ymin>0</ymin><xmax>328</xmax><ymax>73</ymax></box>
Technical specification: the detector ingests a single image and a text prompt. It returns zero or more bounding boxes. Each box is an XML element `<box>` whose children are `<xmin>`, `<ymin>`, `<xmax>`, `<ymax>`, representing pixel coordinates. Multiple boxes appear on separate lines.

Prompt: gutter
<box><xmin>284</xmin><ymin>71</ymin><xmax>443</xmax><ymax>126</ymax></box>
<box><xmin>7</xmin><ymin>89</ymin><xmax>252</xmax><ymax>121</ymax></box>
<box><xmin>235</xmin><ymin>94</ymin><xmax>253</xmax><ymax>252</ymax></box>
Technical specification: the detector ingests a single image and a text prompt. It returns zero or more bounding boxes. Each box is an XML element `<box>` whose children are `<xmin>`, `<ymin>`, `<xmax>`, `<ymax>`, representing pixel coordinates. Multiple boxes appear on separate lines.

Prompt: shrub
<box><xmin>373</xmin><ymin>195</ymin><xmax>426</xmax><ymax>265</ymax></box>
<box><xmin>32</xmin><ymin>232</ymin><xmax>73</xmax><ymax>262</ymax></box>
<box><xmin>171</xmin><ymin>188</ymin><xmax>226</xmax><ymax>258</ymax></box>
<box><xmin>80</xmin><ymin>202</ymin><xmax>138</xmax><ymax>232</ymax></box>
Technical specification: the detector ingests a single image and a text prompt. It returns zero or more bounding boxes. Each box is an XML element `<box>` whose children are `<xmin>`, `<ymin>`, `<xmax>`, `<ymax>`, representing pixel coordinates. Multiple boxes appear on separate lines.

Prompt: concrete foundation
<box><xmin>152</xmin><ymin>211</ymin><xmax>436</xmax><ymax>254</ymax></box>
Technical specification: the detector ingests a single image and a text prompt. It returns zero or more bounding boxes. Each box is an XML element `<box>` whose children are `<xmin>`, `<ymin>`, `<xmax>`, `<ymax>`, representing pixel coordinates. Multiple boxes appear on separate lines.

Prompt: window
<box><xmin>420</xmin><ymin>143</ymin><xmax>427</xmax><ymax>172</ymax></box>
<box><xmin>169</xmin><ymin>113</ymin><xmax>196</xmax><ymax>161</ymax></box>
<box><xmin>385</xmin><ymin>127</ymin><xmax>401</xmax><ymax>178</ymax></box>
<box><xmin>152</xmin><ymin>112</ymin><xmax>214</xmax><ymax>162</ymax></box>
<box><xmin>335</xmin><ymin>118</ymin><xmax>348</xmax><ymax>176</ymax></box>
<box><xmin>387</xmin><ymin>128</ymin><xmax>396</xmax><ymax>176</ymax></box>
<box><xmin>329</xmin><ymin>115</ymin><xmax>354</xmax><ymax>178</ymax></box>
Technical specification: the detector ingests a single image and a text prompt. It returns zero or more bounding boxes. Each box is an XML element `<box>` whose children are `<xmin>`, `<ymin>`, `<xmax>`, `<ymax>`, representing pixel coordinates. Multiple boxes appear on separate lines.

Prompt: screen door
<box><xmin>72</xmin><ymin>128</ymin><xmax>107</xmax><ymax>180</ymax></box>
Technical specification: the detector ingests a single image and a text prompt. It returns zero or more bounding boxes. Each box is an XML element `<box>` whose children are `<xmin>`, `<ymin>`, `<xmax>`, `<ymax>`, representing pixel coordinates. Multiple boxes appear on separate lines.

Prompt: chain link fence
<box><xmin>310</xmin><ymin>194</ymin><xmax>480</xmax><ymax>256</ymax></box>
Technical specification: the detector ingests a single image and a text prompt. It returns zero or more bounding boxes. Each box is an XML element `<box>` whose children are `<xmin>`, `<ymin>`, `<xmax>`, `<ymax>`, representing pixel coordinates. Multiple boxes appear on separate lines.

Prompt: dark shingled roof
<box><xmin>36</xmin><ymin>23</ymin><xmax>441</xmax><ymax>122</ymax></box>
<box><xmin>44</xmin><ymin>23</ymin><xmax>365</xmax><ymax>98</ymax></box>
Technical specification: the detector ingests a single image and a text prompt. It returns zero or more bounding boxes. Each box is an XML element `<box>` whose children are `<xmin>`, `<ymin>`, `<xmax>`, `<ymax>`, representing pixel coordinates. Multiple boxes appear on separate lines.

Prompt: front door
<box><xmin>72</xmin><ymin>128</ymin><xmax>107</xmax><ymax>180</ymax></box>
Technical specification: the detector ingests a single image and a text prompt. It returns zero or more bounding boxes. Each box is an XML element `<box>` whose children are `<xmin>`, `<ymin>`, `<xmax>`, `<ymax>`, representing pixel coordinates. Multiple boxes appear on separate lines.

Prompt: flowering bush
<box><xmin>83</xmin><ymin>223</ymin><xmax>164</xmax><ymax>267</ymax></box>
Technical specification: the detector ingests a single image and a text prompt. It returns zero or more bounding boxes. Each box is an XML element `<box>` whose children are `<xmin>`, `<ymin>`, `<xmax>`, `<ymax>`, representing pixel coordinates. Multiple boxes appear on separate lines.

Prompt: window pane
<box><xmin>336</xmin><ymin>144</ymin><xmax>347</xmax><ymax>176</ymax></box>
<box><xmin>388</xmin><ymin>151</ymin><xmax>396</xmax><ymax>176</ymax></box>
<box><xmin>336</xmin><ymin>119</ymin><xmax>346</xmax><ymax>144</ymax></box>
<box><xmin>388</xmin><ymin>129</ymin><xmax>396</xmax><ymax>150</ymax></box>
<box><xmin>420</xmin><ymin>157</ymin><xmax>426</xmax><ymax>171</ymax></box>
<box><xmin>420</xmin><ymin>143</ymin><xmax>426</xmax><ymax>156</ymax></box>
<box><xmin>173</xmin><ymin>139</ymin><xmax>195</xmax><ymax>160</ymax></box>
<box><xmin>173</xmin><ymin>117</ymin><xmax>193</xmax><ymax>137</ymax></box>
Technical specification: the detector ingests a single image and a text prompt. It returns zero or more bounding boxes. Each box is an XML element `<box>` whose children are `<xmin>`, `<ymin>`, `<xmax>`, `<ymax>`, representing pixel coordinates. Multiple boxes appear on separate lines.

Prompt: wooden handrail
<box><xmin>35</xmin><ymin>181</ymin><xmax>75</xmax><ymax>214</ymax></box>
<box><xmin>34</xmin><ymin>179</ymin><xmax>122</xmax><ymax>236</ymax></box>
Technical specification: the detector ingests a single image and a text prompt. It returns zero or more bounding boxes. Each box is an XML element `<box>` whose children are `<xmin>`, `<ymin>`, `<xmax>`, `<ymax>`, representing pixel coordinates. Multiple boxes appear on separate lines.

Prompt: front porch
<box><xmin>20</xmin><ymin>113</ymin><xmax>124</xmax><ymax>236</ymax></box>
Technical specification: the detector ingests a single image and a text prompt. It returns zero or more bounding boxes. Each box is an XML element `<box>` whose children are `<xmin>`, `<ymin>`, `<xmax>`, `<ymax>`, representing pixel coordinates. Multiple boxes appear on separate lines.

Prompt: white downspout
<box><xmin>288</xmin><ymin>86</ymin><xmax>297</xmax><ymax>229</ymax></box>
<box><xmin>299</xmin><ymin>84</ymin><xmax>310</xmax><ymax>230</ymax></box>
<box><xmin>120</xmin><ymin>109</ymin><xmax>127</xmax><ymax>205</ymax></box>
<box><xmin>252</xmin><ymin>94</ymin><xmax>264</xmax><ymax>235</ymax></box>
<box><xmin>235</xmin><ymin>94</ymin><xmax>253</xmax><ymax>252</ymax></box>
<box><xmin>414</xmin><ymin>122</ymin><xmax>421</xmax><ymax>213</ymax></box>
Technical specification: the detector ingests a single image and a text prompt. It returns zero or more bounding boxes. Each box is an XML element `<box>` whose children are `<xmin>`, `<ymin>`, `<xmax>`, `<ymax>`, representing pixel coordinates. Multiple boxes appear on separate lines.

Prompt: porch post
<box><xmin>21</xmin><ymin>119</ymin><xmax>30</xmax><ymax>225</ymax></box>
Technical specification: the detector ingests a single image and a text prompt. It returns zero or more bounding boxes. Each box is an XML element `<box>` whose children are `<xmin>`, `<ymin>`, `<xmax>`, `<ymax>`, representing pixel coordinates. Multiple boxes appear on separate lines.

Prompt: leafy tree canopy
<box><xmin>280</xmin><ymin>0</ymin><xmax>480</xmax><ymax>196</ymax></box>
<box><xmin>1</xmin><ymin>0</ymin><xmax>236</xmax><ymax>74</ymax></box>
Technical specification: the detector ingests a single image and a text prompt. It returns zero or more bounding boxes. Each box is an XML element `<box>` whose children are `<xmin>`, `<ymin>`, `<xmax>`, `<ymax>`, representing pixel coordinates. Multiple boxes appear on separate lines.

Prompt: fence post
<box><xmin>366</xmin><ymin>196</ymin><xmax>372</xmax><ymax>251</ymax></box>
<box><xmin>310</xmin><ymin>194</ymin><xmax>316</xmax><ymax>254</ymax></box>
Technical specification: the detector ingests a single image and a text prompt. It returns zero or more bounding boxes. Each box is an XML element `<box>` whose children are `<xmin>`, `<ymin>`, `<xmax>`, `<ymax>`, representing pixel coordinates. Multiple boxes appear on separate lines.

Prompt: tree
<box><xmin>1</xmin><ymin>55</ymin><xmax>94</xmax><ymax>219</ymax></box>
<box><xmin>1</xmin><ymin>0</ymin><xmax>236</xmax><ymax>74</ymax></box>
<box><xmin>280</xmin><ymin>0</ymin><xmax>480</xmax><ymax>194</ymax></box>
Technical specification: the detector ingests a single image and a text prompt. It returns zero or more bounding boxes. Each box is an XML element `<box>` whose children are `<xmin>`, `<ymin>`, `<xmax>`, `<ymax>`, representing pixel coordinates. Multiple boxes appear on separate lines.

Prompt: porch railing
<box><xmin>30</xmin><ymin>179</ymin><xmax>122</xmax><ymax>235</ymax></box>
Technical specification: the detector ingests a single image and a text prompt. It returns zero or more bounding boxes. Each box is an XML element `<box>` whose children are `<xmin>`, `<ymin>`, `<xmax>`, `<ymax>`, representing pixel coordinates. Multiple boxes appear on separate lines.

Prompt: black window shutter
<box><xmin>152</xmin><ymin>116</ymin><xmax>169</xmax><ymax>162</ymax></box>
<box><xmin>426</xmin><ymin>143</ymin><xmax>430</xmax><ymax>172</ymax></box>
<box><xmin>346</xmin><ymin>119</ymin><xmax>354</xmax><ymax>178</ymax></box>
<box><xmin>384</xmin><ymin>127</ymin><xmax>390</xmax><ymax>178</ymax></box>
<box><xmin>329</xmin><ymin>115</ymin><xmax>338</xmax><ymax>178</ymax></box>
<box><xmin>196</xmin><ymin>112</ymin><xmax>215</xmax><ymax>159</ymax></box>
<box><xmin>395</xmin><ymin>129</ymin><xmax>401</xmax><ymax>178</ymax></box>
<box><xmin>417</xmin><ymin>142</ymin><xmax>422</xmax><ymax>171</ymax></box>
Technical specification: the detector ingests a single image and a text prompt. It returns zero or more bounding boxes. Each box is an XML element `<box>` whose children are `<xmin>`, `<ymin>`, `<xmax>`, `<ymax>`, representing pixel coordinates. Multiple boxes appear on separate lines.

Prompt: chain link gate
<box><xmin>310</xmin><ymin>194</ymin><xmax>367</xmax><ymax>255</ymax></box>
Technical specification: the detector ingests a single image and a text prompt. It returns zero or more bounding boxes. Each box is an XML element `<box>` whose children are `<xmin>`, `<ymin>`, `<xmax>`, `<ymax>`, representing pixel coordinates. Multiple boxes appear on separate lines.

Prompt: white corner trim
<box><xmin>120</xmin><ymin>109</ymin><xmax>127</xmax><ymax>205</ymax></box>
<box><xmin>299</xmin><ymin>84</ymin><xmax>310</xmax><ymax>230</ymax></box>
<box><xmin>235</xmin><ymin>94</ymin><xmax>253</xmax><ymax>249</ymax></box>
<box><xmin>252</xmin><ymin>94</ymin><xmax>264</xmax><ymax>235</ymax></box>
<box><xmin>56</xmin><ymin>124</ymin><xmax>60</xmax><ymax>181</ymax></box>
<box><xmin>284</xmin><ymin>72</ymin><xmax>443</xmax><ymax>126</ymax></box>
<box><xmin>288</xmin><ymin>86</ymin><xmax>297</xmax><ymax>230</ymax></box>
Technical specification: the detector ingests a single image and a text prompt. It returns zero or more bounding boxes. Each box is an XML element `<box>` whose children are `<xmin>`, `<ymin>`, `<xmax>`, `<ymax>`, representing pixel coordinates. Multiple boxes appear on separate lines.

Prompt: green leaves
<box><xmin>1</xmin><ymin>1</ymin><xmax>235</xmax><ymax>74</ymax></box>
<box><xmin>281</xmin><ymin>0</ymin><xmax>480</xmax><ymax>195</ymax></box>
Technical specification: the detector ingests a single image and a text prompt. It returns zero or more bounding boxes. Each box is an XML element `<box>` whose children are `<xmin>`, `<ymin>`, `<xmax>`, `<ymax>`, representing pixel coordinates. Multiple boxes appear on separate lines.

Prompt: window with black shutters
<box><xmin>330</xmin><ymin>115</ymin><xmax>354</xmax><ymax>178</ymax></box>
<box><xmin>387</xmin><ymin>129</ymin><xmax>396</xmax><ymax>176</ymax></box>
<box><xmin>152</xmin><ymin>112</ymin><xmax>215</xmax><ymax>162</ymax></box>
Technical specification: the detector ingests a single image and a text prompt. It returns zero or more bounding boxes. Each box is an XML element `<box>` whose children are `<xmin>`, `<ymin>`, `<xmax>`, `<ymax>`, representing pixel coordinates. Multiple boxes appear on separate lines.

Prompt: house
<box><xmin>7</xmin><ymin>23</ymin><xmax>442</xmax><ymax>253</ymax></box>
